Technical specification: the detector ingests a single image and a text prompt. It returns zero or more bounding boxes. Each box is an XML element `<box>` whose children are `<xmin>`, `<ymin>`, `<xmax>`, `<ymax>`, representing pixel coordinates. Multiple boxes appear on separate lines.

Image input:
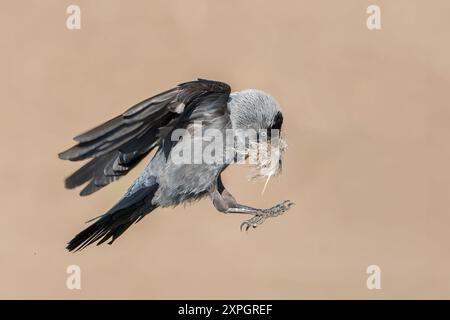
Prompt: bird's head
<box><xmin>228</xmin><ymin>89</ymin><xmax>287</xmax><ymax>188</ymax></box>
<box><xmin>228</xmin><ymin>89</ymin><xmax>282</xmax><ymax>132</ymax></box>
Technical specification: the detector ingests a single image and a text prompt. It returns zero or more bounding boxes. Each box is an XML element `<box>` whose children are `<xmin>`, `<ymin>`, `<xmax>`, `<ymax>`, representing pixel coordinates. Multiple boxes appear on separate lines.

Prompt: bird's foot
<box><xmin>240</xmin><ymin>200</ymin><xmax>294</xmax><ymax>231</ymax></box>
<box><xmin>262</xmin><ymin>200</ymin><xmax>295</xmax><ymax>217</ymax></box>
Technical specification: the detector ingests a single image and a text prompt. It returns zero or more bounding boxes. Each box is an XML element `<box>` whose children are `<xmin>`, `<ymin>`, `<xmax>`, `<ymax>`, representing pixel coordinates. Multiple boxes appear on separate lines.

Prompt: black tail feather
<box><xmin>66</xmin><ymin>207</ymin><xmax>155</xmax><ymax>252</ymax></box>
<box><xmin>66</xmin><ymin>184</ymin><xmax>158</xmax><ymax>252</ymax></box>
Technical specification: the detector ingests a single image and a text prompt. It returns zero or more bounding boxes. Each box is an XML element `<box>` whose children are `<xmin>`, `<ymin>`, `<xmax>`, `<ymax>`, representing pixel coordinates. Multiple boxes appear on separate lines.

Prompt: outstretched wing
<box><xmin>59</xmin><ymin>79</ymin><xmax>231</xmax><ymax>196</ymax></box>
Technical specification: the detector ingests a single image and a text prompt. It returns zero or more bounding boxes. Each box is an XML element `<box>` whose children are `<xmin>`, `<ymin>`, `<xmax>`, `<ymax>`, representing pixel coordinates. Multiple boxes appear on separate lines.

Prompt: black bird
<box><xmin>59</xmin><ymin>79</ymin><xmax>293</xmax><ymax>251</ymax></box>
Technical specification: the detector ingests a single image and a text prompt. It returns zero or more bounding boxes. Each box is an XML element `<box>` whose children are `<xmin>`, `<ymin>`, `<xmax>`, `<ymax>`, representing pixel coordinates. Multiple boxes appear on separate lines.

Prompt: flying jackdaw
<box><xmin>59</xmin><ymin>79</ymin><xmax>294</xmax><ymax>251</ymax></box>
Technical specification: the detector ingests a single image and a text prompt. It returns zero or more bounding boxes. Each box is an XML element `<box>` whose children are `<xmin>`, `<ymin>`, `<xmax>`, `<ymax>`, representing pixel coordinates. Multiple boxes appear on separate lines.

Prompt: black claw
<box><xmin>240</xmin><ymin>220</ymin><xmax>256</xmax><ymax>232</ymax></box>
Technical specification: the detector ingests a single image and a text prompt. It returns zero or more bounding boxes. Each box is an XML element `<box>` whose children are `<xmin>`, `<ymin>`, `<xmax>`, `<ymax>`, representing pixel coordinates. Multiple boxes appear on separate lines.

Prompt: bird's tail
<box><xmin>66</xmin><ymin>184</ymin><xmax>158</xmax><ymax>252</ymax></box>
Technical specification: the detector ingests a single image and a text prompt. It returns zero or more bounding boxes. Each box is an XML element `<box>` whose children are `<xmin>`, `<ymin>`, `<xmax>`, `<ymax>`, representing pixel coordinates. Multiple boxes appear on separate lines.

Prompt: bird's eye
<box><xmin>271</xmin><ymin>112</ymin><xmax>283</xmax><ymax>130</ymax></box>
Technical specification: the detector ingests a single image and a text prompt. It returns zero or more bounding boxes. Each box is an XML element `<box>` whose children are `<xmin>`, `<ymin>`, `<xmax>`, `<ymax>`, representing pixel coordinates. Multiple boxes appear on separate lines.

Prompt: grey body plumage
<box><xmin>60</xmin><ymin>79</ymin><xmax>293</xmax><ymax>251</ymax></box>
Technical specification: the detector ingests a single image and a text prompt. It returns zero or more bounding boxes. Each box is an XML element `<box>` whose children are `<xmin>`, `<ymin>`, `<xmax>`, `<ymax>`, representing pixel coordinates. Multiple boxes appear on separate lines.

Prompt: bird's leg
<box><xmin>210</xmin><ymin>175</ymin><xmax>294</xmax><ymax>231</ymax></box>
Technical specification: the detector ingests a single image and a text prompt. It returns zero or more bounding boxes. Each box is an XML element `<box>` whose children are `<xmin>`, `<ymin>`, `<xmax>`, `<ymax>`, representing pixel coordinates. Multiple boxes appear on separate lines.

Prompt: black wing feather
<box><xmin>59</xmin><ymin>79</ymin><xmax>231</xmax><ymax>196</ymax></box>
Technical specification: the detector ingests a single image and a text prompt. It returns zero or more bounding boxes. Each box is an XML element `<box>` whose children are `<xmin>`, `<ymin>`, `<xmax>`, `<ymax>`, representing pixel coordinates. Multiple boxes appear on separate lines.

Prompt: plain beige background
<box><xmin>1</xmin><ymin>0</ymin><xmax>449</xmax><ymax>299</ymax></box>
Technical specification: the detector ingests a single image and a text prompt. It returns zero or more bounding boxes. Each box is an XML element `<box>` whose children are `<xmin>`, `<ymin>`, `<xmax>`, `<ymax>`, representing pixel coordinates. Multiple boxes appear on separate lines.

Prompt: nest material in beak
<box><xmin>246</xmin><ymin>137</ymin><xmax>287</xmax><ymax>182</ymax></box>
